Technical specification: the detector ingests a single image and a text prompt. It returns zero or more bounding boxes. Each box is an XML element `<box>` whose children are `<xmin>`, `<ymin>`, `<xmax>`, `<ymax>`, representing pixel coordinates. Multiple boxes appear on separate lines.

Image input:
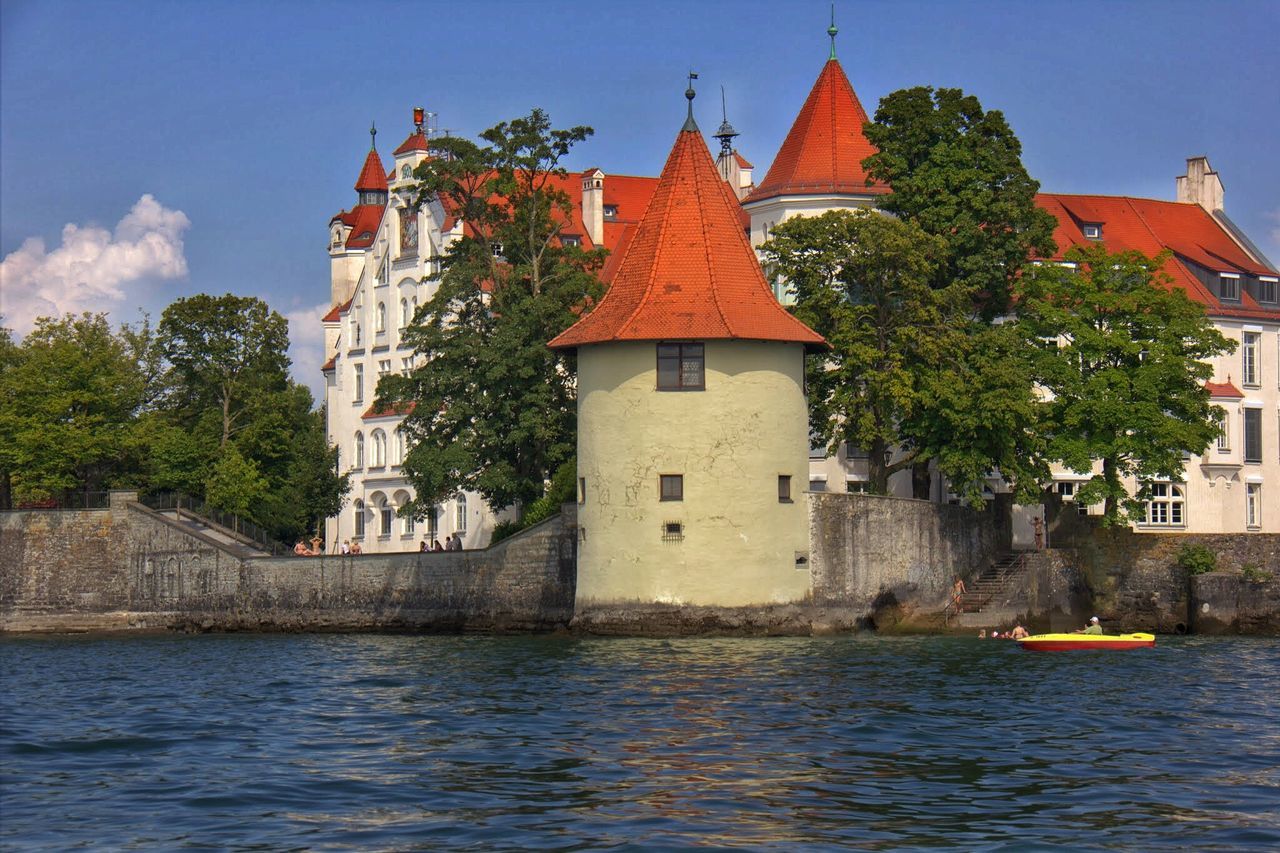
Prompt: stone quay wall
<box><xmin>1</xmin><ymin>493</ymin><xmax>576</xmax><ymax>633</ymax></box>
<box><xmin>806</xmin><ymin>492</ymin><xmax>1011</xmax><ymax>628</ymax></box>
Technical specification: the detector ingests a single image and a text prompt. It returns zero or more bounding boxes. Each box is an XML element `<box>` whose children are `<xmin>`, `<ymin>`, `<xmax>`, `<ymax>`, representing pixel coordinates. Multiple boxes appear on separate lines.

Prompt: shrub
<box><xmin>1241</xmin><ymin>563</ymin><xmax>1274</xmax><ymax>584</ymax></box>
<box><xmin>489</xmin><ymin>520</ymin><xmax>524</xmax><ymax>545</ymax></box>
<box><xmin>487</xmin><ymin>460</ymin><xmax>577</xmax><ymax>545</ymax></box>
<box><xmin>1175</xmin><ymin>543</ymin><xmax>1217</xmax><ymax>575</ymax></box>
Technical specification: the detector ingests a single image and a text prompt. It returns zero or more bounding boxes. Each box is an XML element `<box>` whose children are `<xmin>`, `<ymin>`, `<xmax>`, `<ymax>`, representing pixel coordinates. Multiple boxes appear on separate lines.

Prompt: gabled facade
<box><xmin>321</xmin><ymin>110</ymin><xmax>659</xmax><ymax>553</ymax></box>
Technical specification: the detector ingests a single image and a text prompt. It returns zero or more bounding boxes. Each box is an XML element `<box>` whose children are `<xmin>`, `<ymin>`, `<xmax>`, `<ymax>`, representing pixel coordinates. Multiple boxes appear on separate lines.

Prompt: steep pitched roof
<box><xmin>342</xmin><ymin>204</ymin><xmax>385</xmax><ymax>250</ymax></box>
<box><xmin>1036</xmin><ymin>193</ymin><xmax>1279</xmax><ymax>321</ymax></box>
<box><xmin>355</xmin><ymin>148</ymin><xmax>388</xmax><ymax>193</ymax></box>
<box><xmin>393</xmin><ymin>131</ymin><xmax>429</xmax><ymax>156</ymax></box>
<box><xmin>322</xmin><ymin>297</ymin><xmax>354</xmax><ymax>323</ymax></box>
<box><xmin>745</xmin><ymin>59</ymin><xmax>886</xmax><ymax>205</ymax></box>
<box><xmin>549</xmin><ymin>122</ymin><xmax>826</xmax><ymax>350</ymax></box>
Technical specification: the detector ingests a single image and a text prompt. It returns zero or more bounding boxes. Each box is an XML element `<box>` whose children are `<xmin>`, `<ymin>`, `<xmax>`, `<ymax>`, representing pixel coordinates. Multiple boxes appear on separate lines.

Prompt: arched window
<box><xmin>376</xmin><ymin>302</ymin><xmax>386</xmax><ymax>333</ymax></box>
<box><xmin>371</xmin><ymin>492</ymin><xmax>393</xmax><ymax>536</ymax></box>
<box><xmin>394</xmin><ymin>490</ymin><xmax>414</xmax><ymax>536</ymax></box>
<box><xmin>400</xmin><ymin>164</ymin><xmax>411</xmax><ymax>179</ymax></box>
<box><xmin>354</xmin><ymin>431</ymin><xmax>364</xmax><ymax>468</ymax></box>
<box><xmin>371</xmin><ymin>430</ymin><xmax>386</xmax><ymax>468</ymax></box>
<box><xmin>353</xmin><ymin>499</ymin><xmax>365</xmax><ymax>537</ymax></box>
<box><xmin>400</xmin><ymin>297</ymin><xmax>410</xmax><ymax>328</ymax></box>
<box><xmin>455</xmin><ymin>493</ymin><xmax>467</xmax><ymax>533</ymax></box>
<box><xmin>394</xmin><ymin>430</ymin><xmax>407</xmax><ymax>466</ymax></box>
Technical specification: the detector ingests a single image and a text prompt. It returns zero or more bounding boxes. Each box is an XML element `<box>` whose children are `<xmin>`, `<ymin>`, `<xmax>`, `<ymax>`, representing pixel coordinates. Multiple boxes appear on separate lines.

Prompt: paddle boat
<box><xmin>1016</xmin><ymin>632</ymin><xmax>1155</xmax><ymax>652</ymax></box>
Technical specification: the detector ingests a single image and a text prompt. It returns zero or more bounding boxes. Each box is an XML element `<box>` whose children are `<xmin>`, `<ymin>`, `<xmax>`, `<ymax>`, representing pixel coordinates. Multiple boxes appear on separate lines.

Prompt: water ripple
<box><xmin>2</xmin><ymin>633</ymin><xmax>1278</xmax><ymax>850</ymax></box>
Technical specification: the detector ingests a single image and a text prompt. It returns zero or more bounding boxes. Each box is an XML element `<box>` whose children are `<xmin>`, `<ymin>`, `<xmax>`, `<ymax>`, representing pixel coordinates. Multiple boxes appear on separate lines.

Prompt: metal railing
<box><xmin>4</xmin><ymin>491</ymin><xmax>112</xmax><ymax>511</ymax></box>
<box><xmin>944</xmin><ymin>552</ymin><xmax>1030</xmax><ymax>624</ymax></box>
<box><xmin>140</xmin><ymin>492</ymin><xmax>294</xmax><ymax>556</ymax></box>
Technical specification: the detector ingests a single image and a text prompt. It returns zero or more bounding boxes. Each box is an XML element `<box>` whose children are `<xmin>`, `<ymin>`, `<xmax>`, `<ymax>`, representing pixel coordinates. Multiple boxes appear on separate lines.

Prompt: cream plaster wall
<box><xmin>575</xmin><ymin>340</ymin><xmax>813</xmax><ymax>607</ymax></box>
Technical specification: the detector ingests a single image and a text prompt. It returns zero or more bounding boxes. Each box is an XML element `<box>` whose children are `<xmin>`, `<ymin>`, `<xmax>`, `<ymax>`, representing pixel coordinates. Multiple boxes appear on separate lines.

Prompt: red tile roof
<box><xmin>1204</xmin><ymin>380</ymin><xmax>1244</xmax><ymax>398</ymax></box>
<box><xmin>355</xmin><ymin>148</ymin><xmax>388</xmax><ymax>193</ymax></box>
<box><xmin>549</xmin><ymin>124</ymin><xmax>826</xmax><ymax>351</ymax></box>
<box><xmin>393</xmin><ymin>131</ymin><xmax>429</xmax><ymax>156</ymax></box>
<box><xmin>321</xmin><ymin>356</ymin><xmax>336</xmax><ymax>371</ymax></box>
<box><xmin>322</xmin><ymin>297</ymin><xmax>353</xmax><ymax>323</ymax></box>
<box><xmin>746</xmin><ymin>59</ymin><xmax>887</xmax><ymax>205</ymax></box>
<box><xmin>342</xmin><ymin>204</ymin><xmax>385</xmax><ymax>250</ymax></box>
<box><xmin>361</xmin><ymin>401</ymin><xmax>414</xmax><ymax>420</ymax></box>
<box><xmin>1036</xmin><ymin>193</ymin><xmax>1279</xmax><ymax>320</ymax></box>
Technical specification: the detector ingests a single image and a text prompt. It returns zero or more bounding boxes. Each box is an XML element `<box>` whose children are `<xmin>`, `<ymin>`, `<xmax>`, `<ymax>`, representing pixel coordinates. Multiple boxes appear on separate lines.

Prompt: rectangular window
<box><xmin>845</xmin><ymin>443</ymin><xmax>870</xmax><ymax>460</ymax></box>
<box><xmin>401</xmin><ymin>357</ymin><xmax>414</xmax><ymax>374</ymax></box>
<box><xmin>378</xmin><ymin>359</ymin><xmax>391</xmax><ymax>379</ymax></box>
<box><xmin>1142</xmin><ymin>482</ymin><xmax>1185</xmax><ymax>527</ymax></box>
<box><xmin>578</xmin><ymin>477</ymin><xmax>586</xmax><ymax>505</ymax></box>
<box><xmin>354</xmin><ymin>507</ymin><xmax>365</xmax><ymax>537</ymax></box>
<box><xmin>1259</xmin><ymin>277</ymin><xmax>1278</xmax><ymax>304</ymax></box>
<box><xmin>660</xmin><ymin>474</ymin><xmax>683</xmax><ymax>502</ymax></box>
<box><xmin>656</xmin><ymin>343</ymin><xmax>705</xmax><ymax>391</ymax></box>
<box><xmin>808</xmin><ymin>479</ymin><xmax>827</xmax><ymax>493</ymax></box>
<box><xmin>778</xmin><ymin>475</ymin><xmax>792</xmax><ymax>502</ymax></box>
<box><xmin>846</xmin><ymin>480</ymin><xmax>871</xmax><ymax>494</ymax></box>
<box><xmin>354</xmin><ymin>364</ymin><xmax>364</xmax><ymax>402</ymax></box>
<box><xmin>809</xmin><ymin>442</ymin><xmax>827</xmax><ymax>460</ymax></box>
<box><xmin>1242</xmin><ymin>332</ymin><xmax>1259</xmax><ymax>386</ymax></box>
<box><xmin>1220</xmin><ymin>273</ymin><xmax>1240</xmax><ymax>302</ymax></box>
<box><xmin>1057</xmin><ymin>481</ymin><xmax>1075</xmax><ymax>498</ymax></box>
<box><xmin>380</xmin><ymin>507</ymin><xmax>393</xmax><ymax>536</ymax></box>
<box><xmin>1246</xmin><ymin>483</ymin><xmax>1261</xmax><ymax>529</ymax></box>
<box><xmin>404</xmin><ymin>514</ymin><xmax>415</xmax><ymax>536</ymax></box>
<box><xmin>1082</xmin><ymin>224</ymin><xmax>1102</xmax><ymax>240</ymax></box>
<box><xmin>1216</xmin><ymin>410</ymin><xmax>1230</xmax><ymax>452</ymax></box>
<box><xmin>1244</xmin><ymin>407</ymin><xmax>1263</xmax><ymax>463</ymax></box>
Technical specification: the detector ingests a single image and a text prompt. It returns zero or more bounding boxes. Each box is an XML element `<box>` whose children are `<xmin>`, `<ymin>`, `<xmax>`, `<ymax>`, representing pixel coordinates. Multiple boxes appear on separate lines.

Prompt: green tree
<box><xmin>763</xmin><ymin>209</ymin><xmax>1046</xmax><ymax>502</ymax></box>
<box><xmin>863</xmin><ymin>86</ymin><xmax>1058</xmax><ymax>318</ymax></box>
<box><xmin>157</xmin><ymin>293</ymin><xmax>290</xmax><ymax>447</ymax></box>
<box><xmin>0</xmin><ymin>323</ymin><xmax>21</xmax><ymax>508</ymax></box>
<box><xmin>379</xmin><ymin>108</ymin><xmax>605</xmax><ymax>515</ymax></box>
<box><xmin>0</xmin><ymin>313</ymin><xmax>152</xmax><ymax>503</ymax></box>
<box><xmin>1018</xmin><ymin>245</ymin><xmax>1234</xmax><ymax>522</ymax></box>
<box><xmin>204</xmin><ymin>443</ymin><xmax>268</xmax><ymax>518</ymax></box>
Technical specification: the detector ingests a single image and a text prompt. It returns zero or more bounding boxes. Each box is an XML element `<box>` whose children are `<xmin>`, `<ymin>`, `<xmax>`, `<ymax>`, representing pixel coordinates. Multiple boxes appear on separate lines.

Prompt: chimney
<box><xmin>1176</xmin><ymin>156</ymin><xmax>1224</xmax><ymax>212</ymax></box>
<box><xmin>581</xmin><ymin>168</ymin><xmax>604</xmax><ymax>246</ymax></box>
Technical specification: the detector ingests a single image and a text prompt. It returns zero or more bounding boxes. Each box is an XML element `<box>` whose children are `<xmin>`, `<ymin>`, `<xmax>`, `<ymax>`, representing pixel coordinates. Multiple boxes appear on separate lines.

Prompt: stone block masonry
<box><xmin>1</xmin><ymin>493</ymin><xmax>576</xmax><ymax>633</ymax></box>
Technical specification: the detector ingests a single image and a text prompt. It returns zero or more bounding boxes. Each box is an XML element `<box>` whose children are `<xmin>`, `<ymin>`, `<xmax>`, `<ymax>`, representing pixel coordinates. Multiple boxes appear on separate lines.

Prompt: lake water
<box><xmin>2</xmin><ymin>633</ymin><xmax>1278</xmax><ymax>850</ymax></box>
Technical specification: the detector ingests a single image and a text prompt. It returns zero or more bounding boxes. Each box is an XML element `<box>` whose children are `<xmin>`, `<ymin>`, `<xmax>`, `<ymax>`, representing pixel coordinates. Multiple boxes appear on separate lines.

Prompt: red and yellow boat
<box><xmin>1016</xmin><ymin>632</ymin><xmax>1155</xmax><ymax>652</ymax></box>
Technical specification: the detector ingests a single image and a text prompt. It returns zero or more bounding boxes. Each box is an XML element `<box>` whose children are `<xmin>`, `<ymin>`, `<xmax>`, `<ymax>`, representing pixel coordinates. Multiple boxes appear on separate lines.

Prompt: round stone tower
<box><xmin>550</xmin><ymin>87</ymin><xmax>827</xmax><ymax>611</ymax></box>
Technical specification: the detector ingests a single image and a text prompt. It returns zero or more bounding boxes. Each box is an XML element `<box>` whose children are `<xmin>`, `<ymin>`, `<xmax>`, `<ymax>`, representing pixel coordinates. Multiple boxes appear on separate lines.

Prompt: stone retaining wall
<box><xmin>1</xmin><ymin>493</ymin><xmax>576</xmax><ymax>633</ymax></box>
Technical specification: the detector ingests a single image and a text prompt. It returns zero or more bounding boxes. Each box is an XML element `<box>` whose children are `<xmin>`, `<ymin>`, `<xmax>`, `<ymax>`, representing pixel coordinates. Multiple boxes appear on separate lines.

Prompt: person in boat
<box><xmin>1074</xmin><ymin>616</ymin><xmax>1103</xmax><ymax>635</ymax></box>
<box><xmin>1011</xmin><ymin>624</ymin><xmax>1029</xmax><ymax>639</ymax></box>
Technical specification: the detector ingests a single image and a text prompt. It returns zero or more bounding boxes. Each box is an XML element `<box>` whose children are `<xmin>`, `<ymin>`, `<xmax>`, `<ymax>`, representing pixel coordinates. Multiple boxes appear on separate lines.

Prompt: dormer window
<box><xmin>603</xmin><ymin>205</ymin><xmax>618</xmax><ymax>220</ymax></box>
<box><xmin>562</xmin><ymin>235</ymin><xmax>581</xmax><ymax>247</ymax></box>
<box><xmin>1220</xmin><ymin>273</ymin><xmax>1241</xmax><ymax>302</ymax></box>
<box><xmin>1258</xmin><ymin>277</ymin><xmax>1278</xmax><ymax>304</ymax></box>
<box><xmin>1082</xmin><ymin>223</ymin><xmax>1103</xmax><ymax>240</ymax></box>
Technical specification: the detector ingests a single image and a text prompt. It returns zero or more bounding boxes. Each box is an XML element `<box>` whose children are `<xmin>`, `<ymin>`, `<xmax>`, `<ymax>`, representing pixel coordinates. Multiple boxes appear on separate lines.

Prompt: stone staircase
<box><xmin>154</xmin><ymin>508</ymin><xmax>274</xmax><ymax>559</ymax></box>
<box><xmin>949</xmin><ymin>552</ymin><xmax>1032</xmax><ymax>627</ymax></box>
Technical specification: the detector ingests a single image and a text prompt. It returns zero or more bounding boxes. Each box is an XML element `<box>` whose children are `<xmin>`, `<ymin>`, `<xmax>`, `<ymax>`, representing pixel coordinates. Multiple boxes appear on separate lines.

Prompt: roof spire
<box><xmin>369</xmin><ymin>120</ymin><xmax>378</xmax><ymax>151</ymax></box>
<box><xmin>683</xmin><ymin>70</ymin><xmax>699</xmax><ymax>132</ymax></box>
<box><xmin>713</xmin><ymin>85</ymin><xmax>739</xmax><ymax>157</ymax></box>
<box><xmin>828</xmin><ymin>4</ymin><xmax>838</xmax><ymax>60</ymax></box>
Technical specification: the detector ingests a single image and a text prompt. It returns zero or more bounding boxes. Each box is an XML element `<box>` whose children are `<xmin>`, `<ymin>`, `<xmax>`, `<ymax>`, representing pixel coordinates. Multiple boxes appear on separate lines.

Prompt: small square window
<box><xmin>662</xmin><ymin>521</ymin><xmax>684</xmax><ymax>542</ymax></box>
<box><xmin>660</xmin><ymin>474</ymin><xmax>683</xmax><ymax>501</ymax></box>
<box><xmin>603</xmin><ymin>205</ymin><xmax>618</xmax><ymax>220</ymax></box>
<box><xmin>657</xmin><ymin>342</ymin><xmax>705</xmax><ymax>391</ymax></box>
<box><xmin>778</xmin><ymin>475</ymin><xmax>792</xmax><ymax>502</ymax></box>
<box><xmin>1082</xmin><ymin>224</ymin><xmax>1102</xmax><ymax>240</ymax></box>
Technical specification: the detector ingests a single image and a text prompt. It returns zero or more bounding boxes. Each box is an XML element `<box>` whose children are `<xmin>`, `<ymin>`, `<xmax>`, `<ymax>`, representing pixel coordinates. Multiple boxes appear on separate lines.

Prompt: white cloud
<box><xmin>0</xmin><ymin>195</ymin><xmax>190</xmax><ymax>336</ymax></box>
<box><xmin>285</xmin><ymin>301</ymin><xmax>332</xmax><ymax>405</ymax></box>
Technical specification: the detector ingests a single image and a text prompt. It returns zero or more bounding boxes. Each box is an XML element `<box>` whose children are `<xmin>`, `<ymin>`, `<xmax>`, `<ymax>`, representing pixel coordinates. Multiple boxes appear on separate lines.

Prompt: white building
<box><xmin>320</xmin><ymin>110</ymin><xmax>658</xmax><ymax>552</ymax></box>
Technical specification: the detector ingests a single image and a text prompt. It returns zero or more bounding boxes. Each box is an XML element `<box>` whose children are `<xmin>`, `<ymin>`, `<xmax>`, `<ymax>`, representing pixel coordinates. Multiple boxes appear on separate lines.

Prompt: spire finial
<box><xmin>828</xmin><ymin>4</ymin><xmax>838</xmax><ymax>60</ymax></box>
<box><xmin>683</xmin><ymin>70</ymin><xmax>699</xmax><ymax>132</ymax></box>
<box><xmin>713</xmin><ymin>84</ymin><xmax>739</xmax><ymax>157</ymax></box>
<box><xmin>370</xmin><ymin>120</ymin><xmax>378</xmax><ymax>150</ymax></box>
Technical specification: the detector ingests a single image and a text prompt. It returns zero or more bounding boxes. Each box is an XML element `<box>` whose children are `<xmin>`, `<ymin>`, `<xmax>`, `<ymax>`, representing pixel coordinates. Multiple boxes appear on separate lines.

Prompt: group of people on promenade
<box><xmin>293</xmin><ymin>533</ymin><xmax>466</xmax><ymax>556</ymax></box>
<box><xmin>419</xmin><ymin>533</ymin><xmax>464</xmax><ymax>552</ymax></box>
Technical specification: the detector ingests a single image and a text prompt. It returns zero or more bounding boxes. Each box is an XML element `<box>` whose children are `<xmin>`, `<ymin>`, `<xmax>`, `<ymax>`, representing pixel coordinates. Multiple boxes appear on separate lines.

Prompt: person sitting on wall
<box><xmin>340</xmin><ymin>540</ymin><xmax>351</xmax><ymax>555</ymax></box>
<box><xmin>431</xmin><ymin>539</ymin><xmax>443</xmax><ymax>552</ymax></box>
<box><xmin>1074</xmin><ymin>616</ymin><xmax>1103</xmax><ymax>635</ymax></box>
<box><xmin>293</xmin><ymin>540</ymin><xmax>310</xmax><ymax>556</ymax></box>
<box><xmin>419</xmin><ymin>541</ymin><xmax>429</xmax><ymax>552</ymax></box>
<box><xmin>350</xmin><ymin>540</ymin><xmax>362</xmax><ymax>555</ymax></box>
<box><xmin>310</xmin><ymin>535</ymin><xmax>323</xmax><ymax>555</ymax></box>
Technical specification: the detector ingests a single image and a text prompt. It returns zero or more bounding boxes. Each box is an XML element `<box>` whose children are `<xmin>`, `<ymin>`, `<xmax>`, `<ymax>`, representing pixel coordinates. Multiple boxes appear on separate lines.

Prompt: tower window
<box><xmin>657</xmin><ymin>342</ymin><xmax>705</xmax><ymax>391</ymax></box>
<box><xmin>778</xmin><ymin>475</ymin><xmax>792</xmax><ymax>502</ymax></box>
<box><xmin>660</xmin><ymin>474</ymin><xmax>683</xmax><ymax>501</ymax></box>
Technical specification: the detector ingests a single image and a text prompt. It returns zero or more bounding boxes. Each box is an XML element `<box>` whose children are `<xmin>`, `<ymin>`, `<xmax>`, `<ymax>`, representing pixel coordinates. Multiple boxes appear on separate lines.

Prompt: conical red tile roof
<box><xmin>355</xmin><ymin>148</ymin><xmax>388</xmax><ymax>192</ymax></box>
<box><xmin>550</xmin><ymin>123</ymin><xmax>825</xmax><ymax>350</ymax></box>
<box><xmin>745</xmin><ymin>59</ymin><xmax>886</xmax><ymax>204</ymax></box>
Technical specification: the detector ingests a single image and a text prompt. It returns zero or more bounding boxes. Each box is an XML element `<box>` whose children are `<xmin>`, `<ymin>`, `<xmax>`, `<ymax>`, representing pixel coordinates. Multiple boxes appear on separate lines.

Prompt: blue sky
<box><xmin>3</xmin><ymin>0</ymin><xmax>1277</xmax><ymax>401</ymax></box>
